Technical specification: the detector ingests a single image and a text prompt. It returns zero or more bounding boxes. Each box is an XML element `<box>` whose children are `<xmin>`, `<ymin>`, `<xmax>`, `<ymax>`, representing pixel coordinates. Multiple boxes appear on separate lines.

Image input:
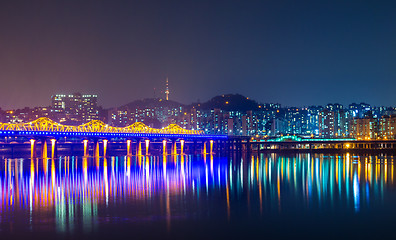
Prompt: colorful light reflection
<box><xmin>0</xmin><ymin>153</ymin><xmax>394</xmax><ymax>233</ymax></box>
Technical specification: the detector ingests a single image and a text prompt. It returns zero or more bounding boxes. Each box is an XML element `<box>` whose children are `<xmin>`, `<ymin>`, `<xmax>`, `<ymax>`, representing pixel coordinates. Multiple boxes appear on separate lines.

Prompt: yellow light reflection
<box><xmin>126</xmin><ymin>140</ymin><xmax>131</xmax><ymax>156</ymax></box>
<box><xmin>162</xmin><ymin>140</ymin><xmax>167</xmax><ymax>155</ymax></box>
<box><xmin>83</xmin><ymin>140</ymin><xmax>89</xmax><ymax>157</ymax></box>
<box><xmin>145</xmin><ymin>139</ymin><xmax>150</xmax><ymax>155</ymax></box>
<box><xmin>103</xmin><ymin>140</ymin><xmax>108</xmax><ymax>157</ymax></box>
<box><xmin>30</xmin><ymin>139</ymin><xmax>36</xmax><ymax>159</ymax></box>
<box><xmin>180</xmin><ymin>140</ymin><xmax>184</xmax><ymax>155</ymax></box>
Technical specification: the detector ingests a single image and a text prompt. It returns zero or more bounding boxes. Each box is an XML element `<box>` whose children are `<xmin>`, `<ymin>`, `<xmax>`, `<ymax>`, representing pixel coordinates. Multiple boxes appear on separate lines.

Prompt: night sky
<box><xmin>1</xmin><ymin>0</ymin><xmax>395</xmax><ymax>109</ymax></box>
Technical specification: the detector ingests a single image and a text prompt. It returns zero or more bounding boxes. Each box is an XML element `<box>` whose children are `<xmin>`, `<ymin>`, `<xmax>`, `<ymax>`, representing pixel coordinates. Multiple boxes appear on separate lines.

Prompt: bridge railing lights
<box><xmin>0</xmin><ymin>117</ymin><xmax>206</xmax><ymax>135</ymax></box>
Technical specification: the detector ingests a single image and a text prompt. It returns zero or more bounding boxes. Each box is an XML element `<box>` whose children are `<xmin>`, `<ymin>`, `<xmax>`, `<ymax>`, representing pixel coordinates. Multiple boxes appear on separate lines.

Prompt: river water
<box><xmin>1</xmin><ymin>153</ymin><xmax>396</xmax><ymax>239</ymax></box>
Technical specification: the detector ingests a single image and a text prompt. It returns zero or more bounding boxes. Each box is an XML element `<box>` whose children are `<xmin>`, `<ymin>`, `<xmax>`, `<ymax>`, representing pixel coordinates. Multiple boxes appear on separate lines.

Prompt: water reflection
<box><xmin>0</xmin><ymin>153</ymin><xmax>395</xmax><ymax>234</ymax></box>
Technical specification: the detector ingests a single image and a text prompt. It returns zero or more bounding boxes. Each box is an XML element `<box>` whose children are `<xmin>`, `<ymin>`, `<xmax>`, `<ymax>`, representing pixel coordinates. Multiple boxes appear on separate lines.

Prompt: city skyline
<box><xmin>2</xmin><ymin>92</ymin><xmax>396</xmax><ymax>140</ymax></box>
<box><xmin>0</xmin><ymin>91</ymin><xmax>395</xmax><ymax>111</ymax></box>
<box><xmin>1</xmin><ymin>1</ymin><xmax>396</xmax><ymax>109</ymax></box>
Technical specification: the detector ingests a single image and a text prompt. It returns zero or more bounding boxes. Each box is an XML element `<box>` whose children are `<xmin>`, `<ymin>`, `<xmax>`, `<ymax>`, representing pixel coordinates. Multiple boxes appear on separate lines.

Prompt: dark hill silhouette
<box><xmin>193</xmin><ymin>94</ymin><xmax>260</xmax><ymax>111</ymax></box>
<box><xmin>120</xmin><ymin>98</ymin><xmax>184</xmax><ymax>110</ymax></box>
<box><xmin>120</xmin><ymin>94</ymin><xmax>261</xmax><ymax>112</ymax></box>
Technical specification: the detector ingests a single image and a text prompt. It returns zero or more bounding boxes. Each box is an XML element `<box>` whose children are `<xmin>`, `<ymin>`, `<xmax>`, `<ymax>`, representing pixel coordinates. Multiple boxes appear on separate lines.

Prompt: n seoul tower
<box><xmin>165</xmin><ymin>77</ymin><xmax>169</xmax><ymax>100</ymax></box>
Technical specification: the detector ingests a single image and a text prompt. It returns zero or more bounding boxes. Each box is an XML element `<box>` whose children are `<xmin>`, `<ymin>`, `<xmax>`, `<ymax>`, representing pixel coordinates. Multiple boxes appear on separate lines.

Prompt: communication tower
<box><xmin>165</xmin><ymin>77</ymin><xmax>169</xmax><ymax>100</ymax></box>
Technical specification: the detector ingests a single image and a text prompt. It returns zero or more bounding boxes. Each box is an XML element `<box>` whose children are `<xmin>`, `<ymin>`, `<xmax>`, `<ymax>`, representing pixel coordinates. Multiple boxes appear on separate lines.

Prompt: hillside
<box><xmin>120</xmin><ymin>98</ymin><xmax>184</xmax><ymax>110</ymax></box>
<box><xmin>193</xmin><ymin>94</ymin><xmax>260</xmax><ymax>111</ymax></box>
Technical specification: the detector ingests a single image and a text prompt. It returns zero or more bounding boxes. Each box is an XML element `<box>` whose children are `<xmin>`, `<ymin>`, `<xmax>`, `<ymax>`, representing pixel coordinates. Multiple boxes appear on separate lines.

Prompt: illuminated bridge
<box><xmin>0</xmin><ymin>117</ymin><xmax>206</xmax><ymax>136</ymax></box>
<box><xmin>0</xmin><ymin>118</ymin><xmax>232</xmax><ymax>157</ymax></box>
<box><xmin>3</xmin><ymin>118</ymin><xmax>394</xmax><ymax>157</ymax></box>
<box><xmin>244</xmin><ymin>135</ymin><xmax>396</xmax><ymax>153</ymax></box>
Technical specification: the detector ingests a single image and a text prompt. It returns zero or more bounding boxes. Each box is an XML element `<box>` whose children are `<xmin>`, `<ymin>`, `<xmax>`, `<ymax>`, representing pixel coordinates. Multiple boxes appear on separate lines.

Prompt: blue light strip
<box><xmin>266</xmin><ymin>138</ymin><xmax>356</xmax><ymax>142</ymax></box>
<box><xmin>0</xmin><ymin>130</ymin><xmax>228</xmax><ymax>139</ymax></box>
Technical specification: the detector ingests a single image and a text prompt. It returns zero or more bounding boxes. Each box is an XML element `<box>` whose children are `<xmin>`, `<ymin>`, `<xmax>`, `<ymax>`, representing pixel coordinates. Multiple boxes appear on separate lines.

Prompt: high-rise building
<box><xmin>306</xmin><ymin>106</ymin><xmax>323</xmax><ymax>136</ymax></box>
<box><xmin>318</xmin><ymin>104</ymin><xmax>349</xmax><ymax>138</ymax></box>
<box><xmin>271</xmin><ymin>118</ymin><xmax>287</xmax><ymax>136</ymax></box>
<box><xmin>319</xmin><ymin>109</ymin><xmax>335</xmax><ymax>138</ymax></box>
<box><xmin>108</xmin><ymin>107</ymin><xmax>130</xmax><ymax>127</ymax></box>
<box><xmin>284</xmin><ymin>108</ymin><xmax>307</xmax><ymax>135</ymax></box>
<box><xmin>51</xmin><ymin>93</ymin><xmax>98</xmax><ymax>124</ymax></box>
<box><xmin>379</xmin><ymin>115</ymin><xmax>396</xmax><ymax>139</ymax></box>
<box><xmin>81</xmin><ymin>94</ymin><xmax>99</xmax><ymax>122</ymax></box>
<box><xmin>349</xmin><ymin>103</ymin><xmax>371</xmax><ymax>118</ymax></box>
<box><xmin>349</xmin><ymin>117</ymin><xmax>378</xmax><ymax>140</ymax></box>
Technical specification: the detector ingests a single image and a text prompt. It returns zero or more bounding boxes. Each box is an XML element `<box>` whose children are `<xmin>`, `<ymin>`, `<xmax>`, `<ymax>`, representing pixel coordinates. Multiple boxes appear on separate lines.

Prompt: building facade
<box><xmin>349</xmin><ymin>117</ymin><xmax>378</xmax><ymax>140</ymax></box>
<box><xmin>51</xmin><ymin>93</ymin><xmax>99</xmax><ymax>124</ymax></box>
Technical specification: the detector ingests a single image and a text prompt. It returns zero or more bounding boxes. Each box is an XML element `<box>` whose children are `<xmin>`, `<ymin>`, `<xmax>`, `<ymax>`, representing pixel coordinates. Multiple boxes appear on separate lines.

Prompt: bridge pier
<box><xmin>162</xmin><ymin>140</ymin><xmax>167</xmax><ymax>155</ymax></box>
<box><xmin>202</xmin><ymin>141</ymin><xmax>207</xmax><ymax>155</ymax></box>
<box><xmin>145</xmin><ymin>139</ymin><xmax>150</xmax><ymax>155</ymax></box>
<box><xmin>94</xmin><ymin>139</ymin><xmax>100</xmax><ymax>157</ymax></box>
<box><xmin>83</xmin><ymin>139</ymin><xmax>89</xmax><ymax>157</ymax></box>
<box><xmin>180</xmin><ymin>140</ymin><xmax>184</xmax><ymax>155</ymax></box>
<box><xmin>103</xmin><ymin>139</ymin><xmax>108</xmax><ymax>157</ymax></box>
<box><xmin>40</xmin><ymin>138</ymin><xmax>48</xmax><ymax>159</ymax></box>
<box><xmin>136</xmin><ymin>139</ymin><xmax>142</xmax><ymax>156</ymax></box>
<box><xmin>172</xmin><ymin>139</ymin><xmax>177</xmax><ymax>155</ymax></box>
<box><xmin>30</xmin><ymin>139</ymin><xmax>36</xmax><ymax>159</ymax></box>
<box><xmin>50</xmin><ymin>139</ymin><xmax>57</xmax><ymax>158</ymax></box>
<box><xmin>127</xmin><ymin>140</ymin><xmax>132</xmax><ymax>156</ymax></box>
